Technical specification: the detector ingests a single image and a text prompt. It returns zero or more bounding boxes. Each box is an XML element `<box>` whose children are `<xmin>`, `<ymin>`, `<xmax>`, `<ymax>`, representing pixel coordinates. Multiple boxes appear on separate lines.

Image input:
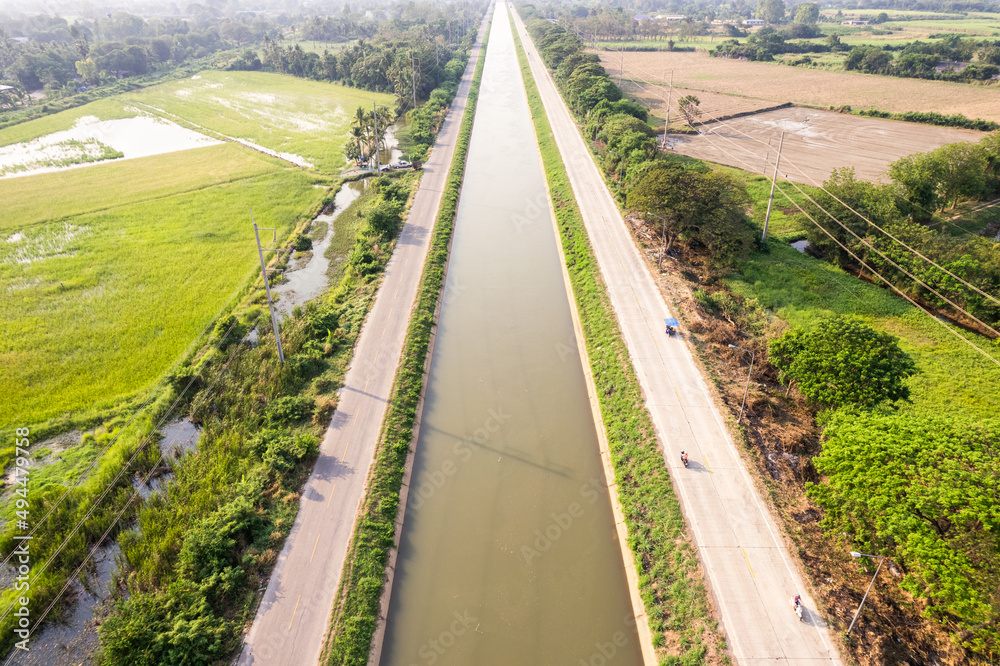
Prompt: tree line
<box><xmin>522</xmin><ymin>4</ymin><xmax>757</xmax><ymax>272</ymax></box>
<box><xmin>844</xmin><ymin>35</ymin><xmax>1000</xmax><ymax>82</ymax></box>
<box><xmin>0</xmin><ymin>12</ymin><xmax>280</xmax><ymax>98</ymax></box>
<box><xmin>800</xmin><ymin>133</ymin><xmax>1000</xmax><ymax>330</ymax></box>
<box><xmin>524</xmin><ymin>1</ymin><xmax>1000</xmax><ymax>653</ymax></box>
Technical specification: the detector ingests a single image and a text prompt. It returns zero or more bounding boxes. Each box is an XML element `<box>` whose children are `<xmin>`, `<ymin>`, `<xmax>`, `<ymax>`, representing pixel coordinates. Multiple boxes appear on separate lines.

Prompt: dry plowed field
<box><xmin>619</xmin><ymin>80</ymin><xmax>778</xmax><ymax>125</ymax></box>
<box><xmin>601</xmin><ymin>50</ymin><xmax>1000</xmax><ymax>122</ymax></box>
<box><xmin>664</xmin><ymin>106</ymin><xmax>985</xmax><ymax>184</ymax></box>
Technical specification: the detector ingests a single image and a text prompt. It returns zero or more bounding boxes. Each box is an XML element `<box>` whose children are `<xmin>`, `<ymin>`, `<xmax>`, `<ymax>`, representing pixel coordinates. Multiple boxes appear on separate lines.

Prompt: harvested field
<box><xmin>663</xmin><ymin>106</ymin><xmax>985</xmax><ymax>184</ymax></box>
<box><xmin>619</xmin><ymin>80</ymin><xmax>777</xmax><ymax>127</ymax></box>
<box><xmin>602</xmin><ymin>50</ymin><xmax>1000</xmax><ymax>123</ymax></box>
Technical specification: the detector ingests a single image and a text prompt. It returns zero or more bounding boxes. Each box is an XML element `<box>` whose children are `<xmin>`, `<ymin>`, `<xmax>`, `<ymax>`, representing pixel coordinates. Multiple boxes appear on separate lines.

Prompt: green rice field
<box><xmin>0</xmin><ymin>71</ymin><xmax>394</xmax><ymax>174</ymax></box>
<box><xmin>0</xmin><ymin>144</ymin><xmax>324</xmax><ymax>428</ymax></box>
<box><xmin>122</xmin><ymin>70</ymin><xmax>393</xmax><ymax>173</ymax></box>
<box><xmin>0</xmin><ymin>70</ymin><xmax>390</xmax><ymax>431</ymax></box>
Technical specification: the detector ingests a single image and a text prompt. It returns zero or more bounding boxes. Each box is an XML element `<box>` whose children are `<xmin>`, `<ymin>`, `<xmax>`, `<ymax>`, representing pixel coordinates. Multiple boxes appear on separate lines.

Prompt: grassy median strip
<box><xmin>321</xmin><ymin>20</ymin><xmax>492</xmax><ymax>666</ymax></box>
<box><xmin>512</xmin><ymin>20</ymin><xmax>727</xmax><ymax>666</ymax></box>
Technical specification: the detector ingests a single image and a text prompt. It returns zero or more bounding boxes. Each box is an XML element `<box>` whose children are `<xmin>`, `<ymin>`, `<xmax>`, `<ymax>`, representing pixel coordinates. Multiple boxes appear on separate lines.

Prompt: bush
<box><xmin>769</xmin><ymin>316</ymin><xmax>917</xmax><ymax>409</ymax></box>
<box><xmin>99</xmin><ymin>580</ymin><xmax>234</xmax><ymax>666</ymax></box>
<box><xmin>212</xmin><ymin>314</ymin><xmax>247</xmax><ymax>351</ymax></box>
<box><xmin>265</xmin><ymin>395</ymin><xmax>315</xmax><ymax>425</ymax></box>
<box><xmin>263</xmin><ymin>433</ymin><xmax>318</xmax><ymax>472</ymax></box>
<box><xmin>293</xmin><ymin>233</ymin><xmax>312</xmax><ymax>251</ymax></box>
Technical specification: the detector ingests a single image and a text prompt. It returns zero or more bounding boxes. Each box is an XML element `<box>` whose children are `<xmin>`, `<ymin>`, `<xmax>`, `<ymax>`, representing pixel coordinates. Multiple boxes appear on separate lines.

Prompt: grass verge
<box><xmin>513</xmin><ymin>17</ymin><xmax>727</xmax><ymax>665</ymax></box>
<box><xmin>320</xmin><ymin>19</ymin><xmax>491</xmax><ymax>666</ymax></box>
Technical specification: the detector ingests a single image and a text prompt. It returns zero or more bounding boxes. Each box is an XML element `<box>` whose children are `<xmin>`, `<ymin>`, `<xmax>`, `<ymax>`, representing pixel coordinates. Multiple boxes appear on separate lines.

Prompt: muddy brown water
<box><xmin>378</xmin><ymin>7</ymin><xmax>643</xmax><ymax>666</ymax></box>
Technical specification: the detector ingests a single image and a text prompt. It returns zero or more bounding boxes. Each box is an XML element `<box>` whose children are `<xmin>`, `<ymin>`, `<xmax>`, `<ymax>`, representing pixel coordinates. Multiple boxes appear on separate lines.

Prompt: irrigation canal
<box><xmin>378</xmin><ymin>6</ymin><xmax>644</xmax><ymax>665</ymax></box>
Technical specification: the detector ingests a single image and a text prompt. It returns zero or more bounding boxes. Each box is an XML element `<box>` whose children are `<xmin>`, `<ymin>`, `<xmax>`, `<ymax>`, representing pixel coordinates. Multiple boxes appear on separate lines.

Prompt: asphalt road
<box><xmin>237</xmin><ymin>21</ymin><xmax>488</xmax><ymax>666</ymax></box>
<box><xmin>511</xmin><ymin>7</ymin><xmax>843</xmax><ymax>665</ymax></box>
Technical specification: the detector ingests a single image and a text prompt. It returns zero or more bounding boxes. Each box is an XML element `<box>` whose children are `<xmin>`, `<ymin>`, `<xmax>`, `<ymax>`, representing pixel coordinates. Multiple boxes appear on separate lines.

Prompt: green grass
<box><xmin>0</xmin><ymin>143</ymin><xmax>279</xmax><ymax>230</ymax></box>
<box><xmin>717</xmin><ymin>166</ymin><xmax>1000</xmax><ymax>422</ymax></box>
<box><xmin>0</xmin><ymin>147</ymin><xmax>324</xmax><ymax>429</ymax></box>
<box><xmin>0</xmin><ymin>71</ymin><xmax>395</xmax><ymax>175</ymax></box>
<box><xmin>515</xmin><ymin>16</ymin><xmax>724</xmax><ymax>664</ymax></box>
<box><xmin>726</xmin><ymin>203</ymin><xmax>1000</xmax><ymax>424</ymax></box>
<box><xmin>324</xmin><ymin>183</ymin><xmax>375</xmax><ymax>285</ymax></box>
<box><xmin>118</xmin><ymin>70</ymin><xmax>395</xmax><ymax>174</ymax></box>
<box><xmin>716</xmin><ymin>167</ymin><xmax>819</xmax><ymax>239</ymax></box>
<box><xmin>322</xmin><ymin>21</ymin><xmax>490</xmax><ymax>666</ymax></box>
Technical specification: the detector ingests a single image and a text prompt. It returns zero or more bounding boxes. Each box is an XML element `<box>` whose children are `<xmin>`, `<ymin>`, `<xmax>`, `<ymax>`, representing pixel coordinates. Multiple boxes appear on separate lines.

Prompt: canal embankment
<box><xmin>374</xmin><ymin>6</ymin><xmax>644</xmax><ymax>666</ymax></box>
<box><xmin>318</xmin><ymin>13</ymin><xmax>493</xmax><ymax>666</ymax></box>
<box><xmin>510</xmin><ymin>7</ymin><xmax>728</xmax><ymax>663</ymax></box>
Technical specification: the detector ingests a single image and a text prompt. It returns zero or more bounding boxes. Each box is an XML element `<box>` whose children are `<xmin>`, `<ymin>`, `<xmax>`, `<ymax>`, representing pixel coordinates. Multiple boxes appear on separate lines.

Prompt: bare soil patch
<box><xmin>601</xmin><ymin>50</ymin><xmax>1000</xmax><ymax>123</ymax></box>
<box><xmin>619</xmin><ymin>80</ymin><xmax>776</xmax><ymax>124</ymax></box>
<box><xmin>664</xmin><ymin>106</ymin><xmax>986</xmax><ymax>184</ymax></box>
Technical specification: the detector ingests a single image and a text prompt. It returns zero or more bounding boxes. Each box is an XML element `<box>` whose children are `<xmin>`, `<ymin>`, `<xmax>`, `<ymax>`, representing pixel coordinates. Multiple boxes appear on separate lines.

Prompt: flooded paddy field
<box><xmin>0</xmin><ymin>144</ymin><xmax>323</xmax><ymax>427</ymax></box>
<box><xmin>0</xmin><ymin>72</ymin><xmax>395</xmax><ymax>177</ymax></box>
<box><xmin>0</xmin><ymin>66</ymin><xmax>404</xmax><ymax>429</ymax></box>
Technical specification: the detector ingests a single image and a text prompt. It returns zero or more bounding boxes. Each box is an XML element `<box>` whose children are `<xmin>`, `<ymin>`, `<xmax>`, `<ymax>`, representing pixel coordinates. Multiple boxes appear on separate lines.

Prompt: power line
<box><xmin>675</xmin><ymin>111</ymin><xmax>1000</xmax><ymax>368</ymax></box>
<box><xmin>661</xmin><ymin>89</ymin><xmax>1000</xmax><ymax>311</ymax></box>
<box><xmin>0</xmin><ymin>312</ymin><xmax>251</xmax><ymax>574</ymax></box>
<box><xmin>2</xmin><ymin>447</ymin><xmax>170</xmax><ymax>666</ymax></box>
<box><xmin>621</xmin><ymin>65</ymin><xmax>1000</xmax><ymax>329</ymax></box>
<box><xmin>623</xmin><ymin>89</ymin><xmax>1000</xmax><ymax>406</ymax></box>
<box><xmin>783</xmin><ymin>178</ymin><xmax>1000</xmax><ymax>337</ymax></box>
<box><xmin>0</xmin><ymin>315</ymin><xmax>262</xmax><ymax>634</ymax></box>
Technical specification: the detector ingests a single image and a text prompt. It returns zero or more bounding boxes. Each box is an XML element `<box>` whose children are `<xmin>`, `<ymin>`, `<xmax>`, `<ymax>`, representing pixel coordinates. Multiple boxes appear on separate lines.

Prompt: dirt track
<box><xmin>602</xmin><ymin>50</ymin><xmax>1000</xmax><ymax>123</ymax></box>
<box><xmin>664</xmin><ymin>106</ymin><xmax>985</xmax><ymax>184</ymax></box>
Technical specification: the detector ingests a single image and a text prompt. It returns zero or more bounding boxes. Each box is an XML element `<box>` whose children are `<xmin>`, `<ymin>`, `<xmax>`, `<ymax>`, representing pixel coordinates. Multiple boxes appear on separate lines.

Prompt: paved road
<box><xmin>238</xmin><ymin>20</ymin><xmax>488</xmax><ymax>666</ymax></box>
<box><xmin>511</xmin><ymin>8</ymin><xmax>843</xmax><ymax>665</ymax></box>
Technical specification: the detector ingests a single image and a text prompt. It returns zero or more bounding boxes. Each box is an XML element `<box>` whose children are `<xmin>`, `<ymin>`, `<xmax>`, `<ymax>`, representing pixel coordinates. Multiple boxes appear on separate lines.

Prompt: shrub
<box><xmin>99</xmin><ymin>580</ymin><xmax>233</xmax><ymax>666</ymax></box>
<box><xmin>769</xmin><ymin>316</ymin><xmax>917</xmax><ymax>409</ymax></box>
<box><xmin>265</xmin><ymin>395</ymin><xmax>315</xmax><ymax>425</ymax></box>
<box><xmin>263</xmin><ymin>433</ymin><xmax>318</xmax><ymax>472</ymax></box>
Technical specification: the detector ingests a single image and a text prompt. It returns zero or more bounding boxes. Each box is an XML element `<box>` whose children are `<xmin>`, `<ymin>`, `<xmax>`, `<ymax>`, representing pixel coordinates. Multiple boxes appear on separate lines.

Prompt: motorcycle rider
<box><xmin>680</xmin><ymin>450</ymin><xmax>689</xmax><ymax>466</ymax></box>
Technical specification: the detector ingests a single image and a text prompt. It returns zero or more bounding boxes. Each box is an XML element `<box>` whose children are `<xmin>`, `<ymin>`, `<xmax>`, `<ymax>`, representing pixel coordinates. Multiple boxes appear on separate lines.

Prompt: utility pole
<box><xmin>252</xmin><ymin>210</ymin><xmax>285</xmax><ymax>364</ymax></box>
<box><xmin>661</xmin><ymin>69</ymin><xmax>674</xmax><ymax>149</ymax></box>
<box><xmin>761</xmin><ymin>130</ymin><xmax>784</xmax><ymax>242</ymax></box>
<box><xmin>619</xmin><ymin>47</ymin><xmax>624</xmax><ymax>87</ymax></box>
<box><xmin>373</xmin><ymin>98</ymin><xmax>380</xmax><ymax>173</ymax></box>
<box><xmin>411</xmin><ymin>50</ymin><xmax>417</xmax><ymax>110</ymax></box>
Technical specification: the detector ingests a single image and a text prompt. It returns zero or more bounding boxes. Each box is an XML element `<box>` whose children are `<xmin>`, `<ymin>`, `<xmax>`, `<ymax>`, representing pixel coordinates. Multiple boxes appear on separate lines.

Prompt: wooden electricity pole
<box><xmin>251</xmin><ymin>210</ymin><xmax>285</xmax><ymax>364</ymax></box>
<box><xmin>661</xmin><ymin>69</ymin><xmax>674</xmax><ymax>149</ymax></box>
<box><xmin>761</xmin><ymin>131</ymin><xmax>785</xmax><ymax>242</ymax></box>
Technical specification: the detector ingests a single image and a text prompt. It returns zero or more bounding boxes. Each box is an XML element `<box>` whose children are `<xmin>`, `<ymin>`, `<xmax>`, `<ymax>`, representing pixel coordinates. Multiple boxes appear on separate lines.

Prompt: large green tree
<box><xmin>932</xmin><ymin>142</ymin><xmax>989</xmax><ymax>210</ymax></box>
<box><xmin>627</xmin><ymin>163</ymin><xmax>752</xmax><ymax>268</ymax></box>
<box><xmin>888</xmin><ymin>151</ymin><xmax>945</xmax><ymax>217</ymax></box>
<box><xmin>794</xmin><ymin>2</ymin><xmax>819</xmax><ymax>24</ymax></box>
<box><xmin>769</xmin><ymin>316</ymin><xmax>917</xmax><ymax>409</ymax></box>
<box><xmin>804</xmin><ymin>167</ymin><xmax>904</xmax><ymax>268</ymax></box>
<box><xmin>809</xmin><ymin>412</ymin><xmax>1000</xmax><ymax>653</ymax></box>
<box><xmin>757</xmin><ymin>0</ymin><xmax>786</xmax><ymax>24</ymax></box>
